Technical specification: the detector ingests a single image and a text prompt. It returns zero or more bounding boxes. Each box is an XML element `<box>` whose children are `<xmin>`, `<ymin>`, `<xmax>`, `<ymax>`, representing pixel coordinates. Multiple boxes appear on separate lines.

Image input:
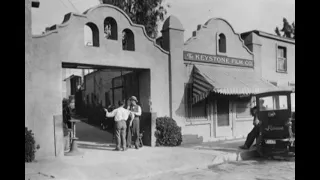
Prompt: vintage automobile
<box><xmin>255</xmin><ymin>90</ymin><xmax>295</xmax><ymax>157</ymax></box>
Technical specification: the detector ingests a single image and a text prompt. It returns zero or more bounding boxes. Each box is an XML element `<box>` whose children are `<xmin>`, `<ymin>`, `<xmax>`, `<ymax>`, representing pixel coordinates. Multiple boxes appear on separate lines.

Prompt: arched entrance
<box><xmin>62</xmin><ymin>62</ymin><xmax>152</xmax><ymax>150</ymax></box>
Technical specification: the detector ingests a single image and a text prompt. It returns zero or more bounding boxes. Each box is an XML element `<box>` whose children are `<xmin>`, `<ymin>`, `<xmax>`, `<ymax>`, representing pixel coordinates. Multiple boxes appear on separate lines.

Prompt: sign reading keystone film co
<box><xmin>183</xmin><ymin>51</ymin><xmax>254</xmax><ymax>67</ymax></box>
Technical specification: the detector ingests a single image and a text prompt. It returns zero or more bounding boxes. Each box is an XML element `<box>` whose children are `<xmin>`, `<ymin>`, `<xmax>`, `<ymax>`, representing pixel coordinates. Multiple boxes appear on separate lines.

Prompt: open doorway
<box><xmin>62</xmin><ymin>62</ymin><xmax>151</xmax><ymax>150</ymax></box>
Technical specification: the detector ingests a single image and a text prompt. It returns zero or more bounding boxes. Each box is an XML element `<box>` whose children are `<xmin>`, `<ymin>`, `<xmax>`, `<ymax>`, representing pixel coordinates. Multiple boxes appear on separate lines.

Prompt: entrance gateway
<box><xmin>63</xmin><ymin>63</ymin><xmax>145</xmax><ymax>106</ymax></box>
<box><xmin>26</xmin><ymin>4</ymin><xmax>180</xmax><ymax>158</ymax></box>
<box><xmin>62</xmin><ymin>62</ymin><xmax>152</xmax><ymax>141</ymax></box>
<box><xmin>62</xmin><ymin>63</ymin><xmax>152</xmax><ymax>148</ymax></box>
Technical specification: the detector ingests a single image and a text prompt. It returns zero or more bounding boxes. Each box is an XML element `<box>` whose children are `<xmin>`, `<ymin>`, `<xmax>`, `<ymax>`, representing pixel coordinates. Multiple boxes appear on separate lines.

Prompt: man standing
<box><xmin>105</xmin><ymin>100</ymin><xmax>134</xmax><ymax>151</ymax></box>
<box><xmin>128</xmin><ymin>96</ymin><xmax>142</xmax><ymax>149</ymax></box>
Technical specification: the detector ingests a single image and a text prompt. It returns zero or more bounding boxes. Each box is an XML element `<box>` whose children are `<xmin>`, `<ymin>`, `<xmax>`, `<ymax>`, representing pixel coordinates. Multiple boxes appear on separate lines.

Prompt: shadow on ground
<box><xmin>72</xmin><ymin>115</ymin><xmax>117</xmax><ymax>151</ymax></box>
<box><xmin>77</xmin><ymin>142</ymin><xmax>116</xmax><ymax>151</ymax></box>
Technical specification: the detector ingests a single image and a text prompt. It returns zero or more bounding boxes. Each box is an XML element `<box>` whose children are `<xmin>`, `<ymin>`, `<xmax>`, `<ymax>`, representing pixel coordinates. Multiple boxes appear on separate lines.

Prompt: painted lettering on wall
<box><xmin>184</xmin><ymin>51</ymin><xmax>254</xmax><ymax>67</ymax></box>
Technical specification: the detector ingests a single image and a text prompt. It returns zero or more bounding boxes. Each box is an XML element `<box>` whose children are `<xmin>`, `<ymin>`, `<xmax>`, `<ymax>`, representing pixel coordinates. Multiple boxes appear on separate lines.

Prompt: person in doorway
<box><xmin>63</xmin><ymin>98</ymin><xmax>72</xmax><ymax>149</ymax></box>
<box><xmin>104</xmin><ymin>100</ymin><xmax>135</xmax><ymax>151</ymax></box>
<box><xmin>239</xmin><ymin>106</ymin><xmax>261</xmax><ymax>150</ymax></box>
<box><xmin>63</xmin><ymin>98</ymin><xmax>72</xmax><ymax>129</ymax></box>
<box><xmin>128</xmin><ymin>96</ymin><xmax>142</xmax><ymax>149</ymax></box>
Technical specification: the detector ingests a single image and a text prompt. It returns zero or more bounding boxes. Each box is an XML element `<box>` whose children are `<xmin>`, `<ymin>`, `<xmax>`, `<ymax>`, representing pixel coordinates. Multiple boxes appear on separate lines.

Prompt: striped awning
<box><xmin>192</xmin><ymin>67</ymin><xmax>214</xmax><ymax>104</ymax></box>
<box><xmin>191</xmin><ymin>65</ymin><xmax>279</xmax><ymax>104</ymax></box>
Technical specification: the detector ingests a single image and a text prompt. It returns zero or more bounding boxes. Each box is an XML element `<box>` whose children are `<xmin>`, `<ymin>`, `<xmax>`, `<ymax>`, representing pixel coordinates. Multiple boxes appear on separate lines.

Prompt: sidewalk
<box><xmin>26</xmin><ymin>146</ymin><xmax>237</xmax><ymax>180</ymax></box>
<box><xmin>25</xmin><ymin>121</ymin><xmax>257</xmax><ymax>180</ymax></box>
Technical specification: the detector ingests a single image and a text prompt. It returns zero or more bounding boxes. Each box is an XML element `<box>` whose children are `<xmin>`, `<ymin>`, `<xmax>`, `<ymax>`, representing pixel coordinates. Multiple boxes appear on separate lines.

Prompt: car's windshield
<box><xmin>259</xmin><ymin>95</ymin><xmax>288</xmax><ymax>111</ymax></box>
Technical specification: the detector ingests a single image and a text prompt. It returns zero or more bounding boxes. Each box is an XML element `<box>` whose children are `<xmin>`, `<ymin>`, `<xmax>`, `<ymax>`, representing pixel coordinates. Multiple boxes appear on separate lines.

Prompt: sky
<box><xmin>32</xmin><ymin>0</ymin><xmax>295</xmax><ymax>41</ymax></box>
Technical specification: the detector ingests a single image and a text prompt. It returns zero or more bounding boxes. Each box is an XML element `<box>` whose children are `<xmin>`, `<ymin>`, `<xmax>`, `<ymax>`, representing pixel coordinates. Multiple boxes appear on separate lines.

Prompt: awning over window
<box><xmin>191</xmin><ymin>65</ymin><xmax>279</xmax><ymax>104</ymax></box>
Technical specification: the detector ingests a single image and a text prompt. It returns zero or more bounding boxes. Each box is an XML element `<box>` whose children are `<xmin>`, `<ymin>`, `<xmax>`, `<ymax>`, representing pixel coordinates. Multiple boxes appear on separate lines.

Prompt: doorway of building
<box><xmin>215</xmin><ymin>99</ymin><xmax>233</xmax><ymax>137</ymax></box>
<box><xmin>62</xmin><ymin>62</ymin><xmax>151</xmax><ymax>149</ymax></box>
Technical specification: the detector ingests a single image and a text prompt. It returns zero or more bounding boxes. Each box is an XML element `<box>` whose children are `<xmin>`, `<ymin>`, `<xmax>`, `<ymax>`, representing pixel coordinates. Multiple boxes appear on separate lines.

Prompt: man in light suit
<box><xmin>105</xmin><ymin>100</ymin><xmax>134</xmax><ymax>151</ymax></box>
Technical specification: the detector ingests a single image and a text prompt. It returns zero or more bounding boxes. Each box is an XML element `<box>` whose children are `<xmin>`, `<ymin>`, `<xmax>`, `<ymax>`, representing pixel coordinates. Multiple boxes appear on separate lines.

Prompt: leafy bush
<box><xmin>25</xmin><ymin>127</ymin><xmax>37</xmax><ymax>162</ymax></box>
<box><xmin>155</xmin><ymin>116</ymin><xmax>182</xmax><ymax>146</ymax></box>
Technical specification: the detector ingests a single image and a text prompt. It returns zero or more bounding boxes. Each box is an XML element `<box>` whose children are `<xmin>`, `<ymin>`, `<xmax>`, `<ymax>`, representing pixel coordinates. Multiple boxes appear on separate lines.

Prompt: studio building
<box><xmin>25</xmin><ymin>0</ymin><xmax>294</xmax><ymax>159</ymax></box>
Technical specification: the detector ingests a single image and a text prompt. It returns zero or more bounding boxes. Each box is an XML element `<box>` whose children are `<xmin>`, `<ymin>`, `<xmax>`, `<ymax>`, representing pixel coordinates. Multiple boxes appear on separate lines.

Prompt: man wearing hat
<box><xmin>105</xmin><ymin>100</ymin><xmax>135</xmax><ymax>151</ymax></box>
<box><xmin>128</xmin><ymin>96</ymin><xmax>142</xmax><ymax>149</ymax></box>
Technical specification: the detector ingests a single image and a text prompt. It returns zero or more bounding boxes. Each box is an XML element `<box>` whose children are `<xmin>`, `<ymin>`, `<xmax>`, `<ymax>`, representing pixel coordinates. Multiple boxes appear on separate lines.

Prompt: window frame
<box><xmin>122</xmin><ymin>28</ymin><xmax>135</xmax><ymax>51</ymax></box>
<box><xmin>235</xmin><ymin>101</ymin><xmax>252</xmax><ymax>119</ymax></box>
<box><xmin>84</xmin><ymin>22</ymin><xmax>100</xmax><ymax>47</ymax></box>
<box><xmin>216</xmin><ymin>32</ymin><xmax>227</xmax><ymax>56</ymax></box>
<box><xmin>104</xmin><ymin>17</ymin><xmax>118</xmax><ymax>40</ymax></box>
<box><xmin>259</xmin><ymin>95</ymin><xmax>289</xmax><ymax>111</ymax></box>
<box><xmin>276</xmin><ymin>45</ymin><xmax>287</xmax><ymax>73</ymax></box>
<box><xmin>184</xmin><ymin>83</ymin><xmax>208</xmax><ymax>120</ymax></box>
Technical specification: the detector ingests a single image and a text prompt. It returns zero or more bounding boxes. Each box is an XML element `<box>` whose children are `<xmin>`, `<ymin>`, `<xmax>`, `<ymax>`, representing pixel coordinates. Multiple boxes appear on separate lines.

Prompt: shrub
<box><xmin>25</xmin><ymin>127</ymin><xmax>37</xmax><ymax>162</ymax></box>
<box><xmin>155</xmin><ymin>116</ymin><xmax>182</xmax><ymax>146</ymax></box>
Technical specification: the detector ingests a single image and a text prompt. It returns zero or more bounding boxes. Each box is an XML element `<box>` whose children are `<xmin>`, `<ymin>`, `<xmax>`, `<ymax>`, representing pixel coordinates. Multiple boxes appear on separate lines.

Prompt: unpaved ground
<box><xmin>139</xmin><ymin>158</ymin><xmax>295</xmax><ymax>180</ymax></box>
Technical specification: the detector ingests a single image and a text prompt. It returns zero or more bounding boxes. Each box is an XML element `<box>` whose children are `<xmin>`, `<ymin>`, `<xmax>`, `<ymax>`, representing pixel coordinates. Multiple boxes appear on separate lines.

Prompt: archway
<box><xmin>62</xmin><ymin>62</ymin><xmax>152</xmax><ymax>151</ymax></box>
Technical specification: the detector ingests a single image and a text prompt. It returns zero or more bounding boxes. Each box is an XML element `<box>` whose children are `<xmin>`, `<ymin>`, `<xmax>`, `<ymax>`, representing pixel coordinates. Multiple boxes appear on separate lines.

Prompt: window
<box><xmin>277</xmin><ymin>46</ymin><xmax>287</xmax><ymax>72</ymax></box>
<box><xmin>236</xmin><ymin>101</ymin><xmax>252</xmax><ymax>118</ymax></box>
<box><xmin>104</xmin><ymin>17</ymin><xmax>117</xmax><ymax>40</ymax></box>
<box><xmin>185</xmin><ymin>83</ymin><xmax>207</xmax><ymax>119</ymax></box>
<box><xmin>84</xmin><ymin>22</ymin><xmax>99</xmax><ymax>47</ymax></box>
<box><xmin>122</xmin><ymin>29</ymin><xmax>135</xmax><ymax>51</ymax></box>
<box><xmin>218</xmin><ymin>33</ymin><xmax>226</xmax><ymax>53</ymax></box>
<box><xmin>191</xmin><ymin>99</ymin><xmax>207</xmax><ymax>118</ymax></box>
<box><xmin>259</xmin><ymin>95</ymin><xmax>288</xmax><ymax>111</ymax></box>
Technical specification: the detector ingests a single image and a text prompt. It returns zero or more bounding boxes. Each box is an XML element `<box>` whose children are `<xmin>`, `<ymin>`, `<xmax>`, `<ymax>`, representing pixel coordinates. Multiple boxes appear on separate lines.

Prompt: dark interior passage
<box><xmin>62</xmin><ymin>63</ymin><xmax>152</xmax><ymax>147</ymax></box>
